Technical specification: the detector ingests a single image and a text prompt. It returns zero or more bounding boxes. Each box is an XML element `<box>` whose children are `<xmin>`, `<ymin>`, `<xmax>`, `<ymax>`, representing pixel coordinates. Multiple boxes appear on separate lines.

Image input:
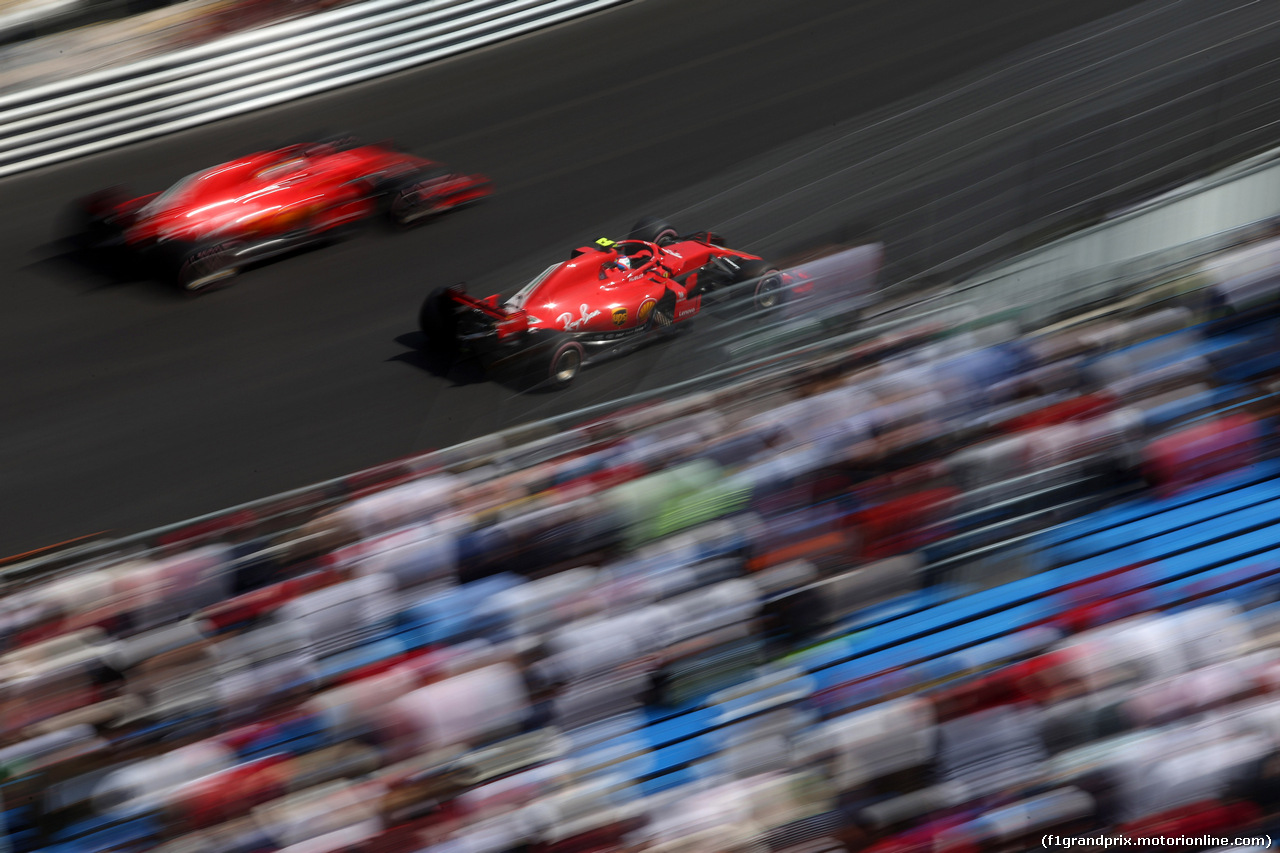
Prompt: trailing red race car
<box><xmin>418</xmin><ymin>217</ymin><xmax>787</xmax><ymax>388</ymax></box>
<box><xmin>73</xmin><ymin>137</ymin><xmax>491</xmax><ymax>291</ymax></box>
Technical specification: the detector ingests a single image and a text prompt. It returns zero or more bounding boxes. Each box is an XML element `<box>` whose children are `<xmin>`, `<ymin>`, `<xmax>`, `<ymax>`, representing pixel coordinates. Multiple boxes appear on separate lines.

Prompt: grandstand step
<box><xmin>1142</xmin><ymin>387</ymin><xmax>1247</xmax><ymax>430</ymax></box>
<box><xmin>1038</xmin><ymin>459</ymin><xmax>1280</xmax><ymax>547</ymax></box>
<box><xmin>1052</xmin><ymin>476</ymin><xmax>1280</xmax><ymax>562</ymax></box>
<box><xmin>1050</xmin><ymin>496</ymin><xmax>1280</xmax><ymax>577</ymax></box>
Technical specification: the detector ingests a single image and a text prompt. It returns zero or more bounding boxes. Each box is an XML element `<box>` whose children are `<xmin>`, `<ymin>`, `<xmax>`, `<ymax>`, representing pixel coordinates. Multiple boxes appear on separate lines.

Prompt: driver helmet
<box><xmin>615</xmin><ymin>254</ymin><xmax>632</xmax><ymax>270</ymax></box>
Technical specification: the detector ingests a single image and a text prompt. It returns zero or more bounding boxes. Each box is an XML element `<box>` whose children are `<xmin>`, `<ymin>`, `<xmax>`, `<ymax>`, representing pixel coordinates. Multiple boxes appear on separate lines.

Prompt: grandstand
<box><xmin>4</xmin><ymin>215</ymin><xmax>1280</xmax><ymax>851</ymax></box>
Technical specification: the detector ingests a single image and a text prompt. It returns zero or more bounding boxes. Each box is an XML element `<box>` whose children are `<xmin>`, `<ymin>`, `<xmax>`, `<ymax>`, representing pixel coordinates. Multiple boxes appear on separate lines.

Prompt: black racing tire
<box><xmin>628</xmin><ymin>216</ymin><xmax>680</xmax><ymax>247</ymax></box>
<box><xmin>176</xmin><ymin>241</ymin><xmax>241</xmax><ymax>293</ymax></box>
<box><xmin>547</xmin><ymin>339</ymin><xmax>585</xmax><ymax>388</ymax></box>
<box><xmin>72</xmin><ymin>187</ymin><xmax>135</xmax><ymax>251</ymax></box>
<box><xmin>740</xmin><ymin>260</ymin><xmax>786</xmax><ymax>310</ymax></box>
<box><xmin>78</xmin><ymin>186</ymin><xmax>131</xmax><ymax>222</ymax></box>
<box><xmin>419</xmin><ymin>286</ymin><xmax>460</xmax><ymax>358</ymax></box>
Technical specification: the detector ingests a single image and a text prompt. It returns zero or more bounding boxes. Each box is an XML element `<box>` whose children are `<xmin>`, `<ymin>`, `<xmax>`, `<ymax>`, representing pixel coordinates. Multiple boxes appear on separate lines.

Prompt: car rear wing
<box><xmin>444</xmin><ymin>287</ymin><xmax>529</xmax><ymax>341</ymax></box>
<box><xmin>684</xmin><ymin>230</ymin><xmax>728</xmax><ymax>246</ymax></box>
<box><xmin>445</xmin><ymin>286</ymin><xmax>507</xmax><ymax>318</ymax></box>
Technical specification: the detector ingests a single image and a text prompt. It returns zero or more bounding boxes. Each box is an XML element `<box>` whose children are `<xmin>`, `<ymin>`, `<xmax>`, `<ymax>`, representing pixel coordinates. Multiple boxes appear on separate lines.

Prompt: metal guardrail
<box><xmin>674</xmin><ymin>0</ymin><xmax>1280</xmax><ymax>298</ymax></box>
<box><xmin>0</xmin><ymin>0</ymin><xmax>628</xmax><ymax>177</ymax></box>
<box><xmin>957</xmin><ymin>147</ymin><xmax>1280</xmax><ymax>328</ymax></box>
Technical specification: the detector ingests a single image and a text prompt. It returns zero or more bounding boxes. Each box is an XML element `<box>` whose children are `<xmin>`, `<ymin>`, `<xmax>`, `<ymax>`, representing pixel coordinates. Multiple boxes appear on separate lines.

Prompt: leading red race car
<box><xmin>419</xmin><ymin>217</ymin><xmax>788</xmax><ymax>388</ymax></box>
<box><xmin>74</xmin><ymin>137</ymin><xmax>491</xmax><ymax>291</ymax></box>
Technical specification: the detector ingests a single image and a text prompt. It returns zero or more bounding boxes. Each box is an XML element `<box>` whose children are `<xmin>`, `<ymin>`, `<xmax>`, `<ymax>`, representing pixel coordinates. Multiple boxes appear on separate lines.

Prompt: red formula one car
<box><xmin>419</xmin><ymin>217</ymin><xmax>786</xmax><ymax>387</ymax></box>
<box><xmin>74</xmin><ymin>137</ymin><xmax>491</xmax><ymax>291</ymax></box>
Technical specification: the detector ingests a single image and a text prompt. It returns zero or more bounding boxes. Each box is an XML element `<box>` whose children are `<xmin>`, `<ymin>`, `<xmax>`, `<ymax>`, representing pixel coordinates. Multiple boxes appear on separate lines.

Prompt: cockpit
<box><xmin>603</xmin><ymin>240</ymin><xmax>663</xmax><ymax>278</ymax></box>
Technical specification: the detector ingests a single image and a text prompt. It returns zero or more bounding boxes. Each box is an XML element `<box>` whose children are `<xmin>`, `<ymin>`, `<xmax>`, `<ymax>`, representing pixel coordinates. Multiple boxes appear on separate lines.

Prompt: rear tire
<box><xmin>73</xmin><ymin>187</ymin><xmax>133</xmax><ymax>252</ymax></box>
<box><xmin>548</xmin><ymin>339</ymin><xmax>585</xmax><ymax>387</ymax></box>
<box><xmin>629</xmin><ymin>216</ymin><xmax>680</xmax><ymax>246</ymax></box>
<box><xmin>419</xmin><ymin>287</ymin><xmax>459</xmax><ymax>358</ymax></box>
<box><xmin>78</xmin><ymin>187</ymin><xmax>131</xmax><ymax>224</ymax></box>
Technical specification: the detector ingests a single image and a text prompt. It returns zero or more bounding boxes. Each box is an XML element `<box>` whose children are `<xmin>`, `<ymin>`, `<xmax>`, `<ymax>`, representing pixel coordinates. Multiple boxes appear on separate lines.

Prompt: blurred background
<box><xmin>6</xmin><ymin>0</ymin><xmax>1280</xmax><ymax>850</ymax></box>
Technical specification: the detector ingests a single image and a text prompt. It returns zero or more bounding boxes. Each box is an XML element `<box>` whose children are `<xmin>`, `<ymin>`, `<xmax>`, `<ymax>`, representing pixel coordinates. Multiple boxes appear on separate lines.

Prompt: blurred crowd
<box><xmin>4</xmin><ymin>232</ymin><xmax>1280</xmax><ymax>852</ymax></box>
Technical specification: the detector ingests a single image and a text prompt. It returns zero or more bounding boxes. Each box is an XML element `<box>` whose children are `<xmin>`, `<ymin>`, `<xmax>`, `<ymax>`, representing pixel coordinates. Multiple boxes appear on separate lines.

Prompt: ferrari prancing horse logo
<box><xmin>612</xmin><ymin>307</ymin><xmax>627</xmax><ymax>326</ymax></box>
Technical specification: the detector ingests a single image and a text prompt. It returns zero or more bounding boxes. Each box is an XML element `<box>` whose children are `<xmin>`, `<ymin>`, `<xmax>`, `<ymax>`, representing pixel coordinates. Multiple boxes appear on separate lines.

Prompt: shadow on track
<box><xmin>389</xmin><ymin>330</ymin><xmax>642</xmax><ymax>395</ymax></box>
<box><xmin>23</xmin><ymin>240</ymin><xmax>181</xmax><ymax>298</ymax></box>
<box><xmin>389</xmin><ymin>331</ymin><xmax>489</xmax><ymax>387</ymax></box>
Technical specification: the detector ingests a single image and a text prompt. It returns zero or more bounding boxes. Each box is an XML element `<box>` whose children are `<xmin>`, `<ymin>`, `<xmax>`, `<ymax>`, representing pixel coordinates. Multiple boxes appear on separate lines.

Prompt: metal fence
<box><xmin>0</xmin><ymin>0</ymin><xmax>628</xmax><ymax>177</ymax></box>
<box><xmin>957</xmin><ymin>149</ymin><xmax>1280</xmax><ymax>327</ymax></box>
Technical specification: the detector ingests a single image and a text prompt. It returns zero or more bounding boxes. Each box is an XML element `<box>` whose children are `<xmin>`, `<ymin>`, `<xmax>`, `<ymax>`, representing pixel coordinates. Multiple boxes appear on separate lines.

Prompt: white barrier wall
<box><xmin>0</xmin><ymin>0</ymin><xmax>629</xmax><ymax>177</ymax></box>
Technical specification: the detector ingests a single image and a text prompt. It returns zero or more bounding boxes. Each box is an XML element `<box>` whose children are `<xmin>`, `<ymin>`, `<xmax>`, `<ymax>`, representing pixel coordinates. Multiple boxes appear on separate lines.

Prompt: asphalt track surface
<box><xmin>0</xmin><ymin>0</ymin><xmax>1149</xmax><ymax>555</ymax></box>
